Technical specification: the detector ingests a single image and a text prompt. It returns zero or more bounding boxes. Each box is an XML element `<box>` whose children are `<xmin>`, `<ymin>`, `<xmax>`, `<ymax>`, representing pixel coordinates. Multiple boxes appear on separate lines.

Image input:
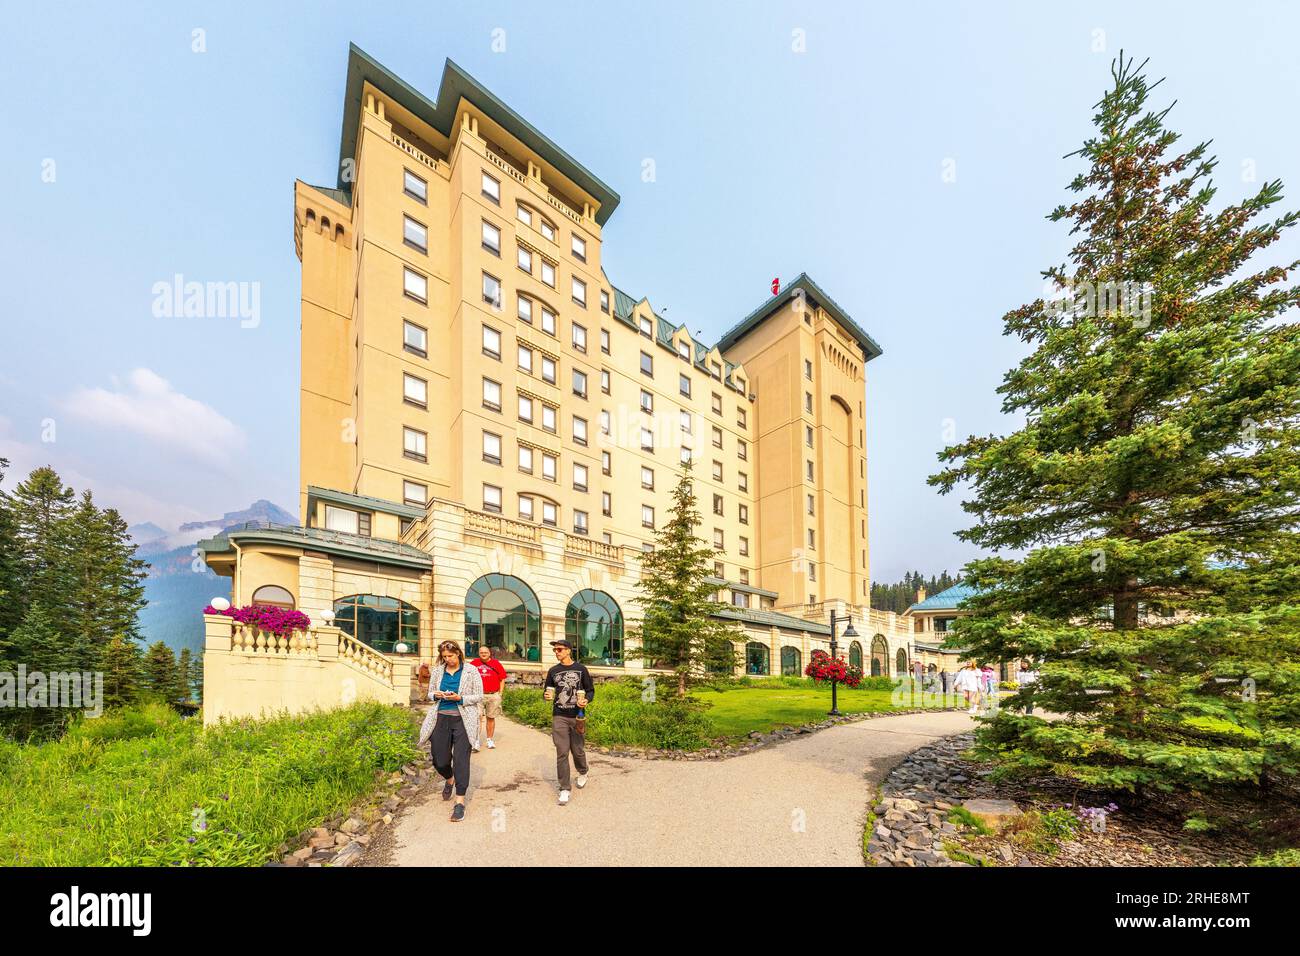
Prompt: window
<box><xmin>713</xmin><ymin>528</ymin><xmax>725</xmax><ymax>550</ymax></box>
<box><xmin>639</xmin><ymin>315</ymin><xmax>653</xmax><ymax>336</ymax></box>
<box><xmin>541</xmin><ymin>306</ymin><xmax>557</xmax><ymax>336</ymax></box>
<box><xmin>517</xmin><ymin>295</ymin><xmax>533</xmax><ymax>324</ymax></box>
<box><xmin>540</xmin><ymin>219</ymin><xmax>556</xmax><ymax>241</ymax></box>
<box><xmin>739</xmin><ymin>536</ymin><xmax>749</xmax><ymax>557</ymax></box>
<box><xmin>601</xmin><ymin>492</ymin><xmax>612</xmax><ymax>516</ymax></box>
<box><xmin>738</xmin><ymin>440</ymin><xmax>748</xmax><ymax>461</ymax></box>
<box><xmin>712</xmin><ymin>460</ymin><xmax>723</xmax><ymax>481</ymax></box>
<box><xmin>640</xmin><ymin>352</ymin><xmax>653</xmax><ymax>377</ymax></box>
<box><xmin>739</xmin><ymin>503</ymin><xmax>749</xmax><ymax>524</ymax></box>
<box><xmin>711</xmin><ymin>393</ymin><xmax>722</xmax><ymax>415</ymax></box>
<box><xmin>573</xmin><ymin>415</ymin><xmax>588</xmax><ymax>446</ymax></box>
<box><xmin>642</xmin><ymin>505</ymin><xmax>655</xmax><ymax>528</ymax></box>
<box><xmin>804</xmin><ymin>359</ymin><xmax>813</xmax><ymax>380</ymax></box>
<box><xmin>516</xmin><ymin>203</ymin><xmax>535</xmax><ymax>228</ymax></box>
<box><xmin>519</xmin><ymin>495</ymin><xmax>534</xmax><ymax>520</ymax></box>
<box><xmin>404</xmin><ymin>215</ymin><xmax>428</xmax><ymax>253</ymax></box>
<box><xmin>736</xmin><ymin>377</ymin><xmax>746</xmax><ymax>393</ymax></box>
<box><xmin>403</xmin><ymin>168</ymin><xmax>427</xmax><ymax>204</ymax></box>
<box><xmin>518</xmin><ymin>395</ymin><xmax>533</xmax><ymax>423</ymax></box>
<box><xmin>482</xmin><ymin>431</ymin><xmax>502</xmax><ymax>465</ymax></box>
<box><xmin>482</xmin><ymin>484</ymin><xmax>503</xmax><ymax>513</ymax></box>
<box><xmin>571</xmin><ymin>234</ymin><xmax>587</xmax><ymax>262</ymax></box>
<box><xmin>482</xmin><ymin>171</ymin><xmax>500</xmax><ymax>203</ymax></box>
<box><xmin>714</xmin><ymin>561</ymin><xmax>725</xmax><ymax>578</ymax></box>
<box><xmin>541</xmin><ymin>260</ymin><xmax>555</xmax><ymax>287</ymax></box>
<box><xmin>572</xmin><ymin>323</ymin><xmax>587</xmax><ymax>352</ymax></box>
<box><xmin>482</xmin><ymin>272</ymin><xmax>502</xmax><ymax>309</ymax></box>
<box><xmin>640</xmin><ymin>389</ymin><xmax>654</xmax><ymax>413</ymax></box>
<box><xmin>572</xmin><ymin>276</ymin><xmax>587</xmax><ymax>307</ymax></box>
<box><xmin>517</xmin><ymin>245</ymin><xmax>533</xmax><ymax>273</ymax></box>
<box><xmin>482</xmin><ymin>325</ymin><xmax>501</xmax><ymax>359</ymax></box>
<box><xmin>403</xmin><ymin>320</ymin><xmax>427</xmax><ymax>357</ymax></box>
<box><xmin>542</xmin><ymin>501</ymin><xmax>558</xmax><ymax>526</ymax></box>
<box><xmin>600</xmin><ymin>290</ymin><xmax>610</xmax><ymax>314</ymax></box>
<box><xmin>518</xmin><ymin>344</ymin><xmax>533</xmax><ymax>372</ymax></box>
<box><xmin>711</xmin><ymin>361</ymin><xmax>722</xmax><ymax>380</ymax></box>
<box><xmin>808</xmin><ymin>562</ymin><xmax>817</xmax><ymax>582</ymax></box>
<box><xmin>737</xmin><ymin>408</ymin><xmax>747</xmax><ymax>428</ymax></box>
<box><xmin>541</xmin><ymin>355</ymin><xmax>556</xmax><ymax>384</ymax></box>
<box><xmin>640</xmin><ymin>428</ymin><xmax>654</xmax><ymax>452</ymax></box>
<box><xmin>403</xmin><ymin>480</ymin><xmax>427</xmax><ymax>506</ymax></box>
<box><xmin>680</xmin><ymin>410</ymin><xmax>692</xmax><ymax>432</ymax></box>
<box><xmin>334</xmin><ymin>594</ymin><xmax>419</xmax><ymax>656</ymax></box>
<box><xmin>712</xmin><ymin>426</ymin><xmax>723</xmax><ymax>449</ymax></box>
<box><xmin>808</xmin><ymin>528</ymin><xmax>816</xmax><ymax>549</ymax></box>
<box><xmin>806</xmin><ymin>459</ymin><xmax>814</xmax><ymax>481</ymax></box>
<box><xmin>807</xmin><ymin>494</ymin><xmax>815</xmax><ymax>516</ymax></box>
<box><xmin>542</xmin><ymin>404</ymin><xmax>557</xmax><ymax>433</ymax></box>
<box><xmin>712</xmin><ymin>494</ymin><xmax>724</xmax><ymax>516</ymax></box>
<box><xmin>482</xmin><ymin>378</ymin><xmax>502</xmax><ymax>412</ymax></box>
<box><xmin>805</xmin><ymin>391</ymin><xmax>814</xmax><ymax>413</ymax></box>
<box><xmin>481</xmin><ymin>220</ymin><xmax>500</xmax><ymax>255</ymax></box>
<box><xmin>542</xmin><ymin>453</ymin><xmax>557</xmax><ymax>481</ymax></box>
<box><xmin>573</xmin><ymin>462</ymin><xmax>588</xmax><ymax>491</ymax></box>
<box><xmin>600</xmin><ymin>369</ymin><xmax>610</xmax><ymax>394</ymax></box>
<box><xmin>566</xmin><ymin>589</ymin><xmax>625</xmax><ymax>666</ymax></box>
<box><xmin>641</xmin><ymin>466</ymin><xmax>654</xmax><ymax>490</ymax></box>
<box><xmin>404</xmin><ymin>267</ymin><xmax>428</xmax><ymax>303</ymax></box>
<box><xmin>573</xmin><ymin>510</ymin><xmax>588</xmax><ymax>535</ymax></box>
<box><xmin>572</xmin><ymin>369</ymin><xmax>587</xmax><ymax>398</ymax></box>
<box><xmin>738</xmin><ymin>471</ymin><xmax>748</xmax><ymax>492</ymax></box>
<box><xmin>680</xmin><ymin>446</ymin><xmax>692</xmax><ymax>464</ymax></box>
<box><xmin>677</xmin><ymin>341</ymin><xmax>690</xmax><ymax>360</ymax></box>
<box><xmin>600</xmin><ymin>328</ymin><xmax>610</xmax><ymax>354</ymax></box>
<box><xmin>518</xmin><ymin>445</ymin><xmax>534</xmax><ymax>473</ymax></box>
<box><xmin>403</xmin><ymin>373</ymin><xmax>427</xmax><ymax>407</ymax></box>
<box><xmin>324</xmin><ymin>505</ymin><xmax>360</xmax><ymax>534</ymax></box>
<box><xmin>679</xmin><ymin>374</ymin><xmax>691</xmax><ymax>397</ymax></box>
<box><xmin>805</xmin><ymin>425</ymin><xmax>814</xmax><ymax>447</ymax></box>
<box><xmin>600</xmin><ymin>410</ymin><xmax>611</xmax><ymax>435</ymax></box>
<box><xmin>403</xmin><ymin>427</ymin><xmax>427</xmax><ymax>462</ymax></box>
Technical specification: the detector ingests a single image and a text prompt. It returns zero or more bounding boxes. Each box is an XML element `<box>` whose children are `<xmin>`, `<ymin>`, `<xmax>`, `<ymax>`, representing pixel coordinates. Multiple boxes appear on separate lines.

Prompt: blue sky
<box><xmin>1</xmin><ymin>1</ymin><xmax>1297</xmax><ymax>580</ymax></box>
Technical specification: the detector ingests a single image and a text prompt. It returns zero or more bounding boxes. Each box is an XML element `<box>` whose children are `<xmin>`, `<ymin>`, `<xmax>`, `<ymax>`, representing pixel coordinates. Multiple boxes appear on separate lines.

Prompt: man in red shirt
<box><xmin>470</xmin><ymin>645</ymin><xmax>508</xmax><ymax>749</ymax></box>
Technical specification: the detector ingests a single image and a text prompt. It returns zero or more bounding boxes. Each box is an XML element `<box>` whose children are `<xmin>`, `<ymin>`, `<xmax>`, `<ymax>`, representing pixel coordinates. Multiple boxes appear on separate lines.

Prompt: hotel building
<box><xmin>200</xmin><ymin>45</ymin><xmax>925</xmax><ymax>717</ymax></box>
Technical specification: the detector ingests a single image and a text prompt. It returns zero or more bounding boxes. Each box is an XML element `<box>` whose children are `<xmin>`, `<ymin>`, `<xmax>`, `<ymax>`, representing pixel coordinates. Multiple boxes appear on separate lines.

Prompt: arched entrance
<box><xmin>566</xmin><ymin>589</ymin><xmax>624</xmax><ymax>666</ymax></box>
<box><xmin>464</xmin><ymin>574</ymin><xmax>541</xmax><ymax>662</ymax></box>
<box><xmin>871</xmin><ymin>635</ymin><xmax>889</xmax><ymax>677</ymax></box>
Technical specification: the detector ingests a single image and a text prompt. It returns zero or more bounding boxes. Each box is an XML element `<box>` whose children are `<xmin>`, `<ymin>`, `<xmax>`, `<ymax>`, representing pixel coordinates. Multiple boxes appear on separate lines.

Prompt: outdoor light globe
<box><xmin>395</xmin><ymin>642</ymin><xmax>410</xmax><ymax>654</ymax></box>
<box><xmin>210</xmin><ymin>597</ymin><xmax>231</xmax><ymax>612</ymax></box>
<box><xmin>320</xmin><ymin>609</ymin><xmax>335</xmax><ymax>624</ymax></box>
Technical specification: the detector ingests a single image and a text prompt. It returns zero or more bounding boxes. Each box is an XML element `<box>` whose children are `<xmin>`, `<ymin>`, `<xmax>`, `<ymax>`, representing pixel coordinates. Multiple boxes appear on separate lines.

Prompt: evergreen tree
<box><xmin>0</xmin><ymin>458</ymin><xmax>24</xmax><ymax>644</ymax></box>
<box><xmin>1</xmin><ymin>604</ymin><xmax>76</xmax><ymax>740</ymax></box>
<box><xmin>141</xmin><ymin>641</ymin><xmax>180</xmax><ymax>703</ymax></box>
<box><xmin>932</xmin><ymin>55</ymin><xmax>1300</xmax><ymax>793</ymax></box>
<box><xmin>7</xmin><ymin>466</ymin><xmax>76</xmax><ymax>628</ymax></box>
<box><xmin>65</xmin><ymin>490</ymin><xmax>147</xmax><ymax>671</ymax></box>
<box><xmin>187</xmin><ymin>647</ymin><xmax>204</xmax><ymax>703</ymax></box>
<box><xmin>101</xmin><ymin>633</ymin><xmax>142</xmax><ymax>708</ymax></box>
<box><xmin>635</xmin><ymin>462</ymin><xmax>741</xmax><ymax>696</ymax></box>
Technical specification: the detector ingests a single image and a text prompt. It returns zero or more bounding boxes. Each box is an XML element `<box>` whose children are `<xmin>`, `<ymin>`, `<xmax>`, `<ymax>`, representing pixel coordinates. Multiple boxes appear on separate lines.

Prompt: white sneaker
<box><xmin>486</xmin><ymin>739</ymin><xmax>495</xmax><ymax>749</ymax></box>
<box><xmin>575</xmin><ymin>774</ymin><xmax>588</xmax><ymax>789</ymax></box>
<box><xmin>558</xmin><ymin>790</ymin><xmax>571</xmax><ymax>805</ymax></box>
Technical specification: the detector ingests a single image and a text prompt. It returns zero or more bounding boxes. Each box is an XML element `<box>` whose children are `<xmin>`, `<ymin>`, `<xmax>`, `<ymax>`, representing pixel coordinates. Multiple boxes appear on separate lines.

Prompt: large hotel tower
<box><xmin>201</xmin><ymin>45</ymin><xmax>925</xmax><ymax>707</ymax></box>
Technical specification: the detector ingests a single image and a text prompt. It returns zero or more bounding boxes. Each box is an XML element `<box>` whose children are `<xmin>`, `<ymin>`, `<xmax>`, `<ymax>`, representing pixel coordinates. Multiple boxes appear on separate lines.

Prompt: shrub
<box><xmin>503</xmin><ymin>678</ymin><xmax>717</xmax><ymax>750</ymax></box>
<box><xmin>805</xmin><ymin>649</ymin><xmax>865</xmax><ymax>688</ymax></box>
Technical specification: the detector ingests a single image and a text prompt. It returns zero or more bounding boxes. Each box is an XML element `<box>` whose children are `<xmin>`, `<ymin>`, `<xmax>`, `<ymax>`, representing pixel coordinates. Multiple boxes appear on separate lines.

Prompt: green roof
<box><xmin>909</xmin><ymin>583</ymin><xmax>978</xmax><ymax>612</ymax></box>
<box><xmin>307</xmin><ymin>485</ymin><xmax>423</xmax><ymax>520</ymax></box>
<box><xmin>199</xmin><ymin>522</ymin><xmax>432</xmax><ymax>571</ymax></box>
<box><xmin>710</xmin><ymin>605</ymin><xmax>831</xmax><ymax>636</ymax></box>
<box><xmin>717</xmin><ymin>273</ymin><xmax>883</xmax><ymax>362</ymax></box>
<box><xmin>338</xmin><ymin>44</ymin><xmax>620</xmax><ymax>225</ymax></box>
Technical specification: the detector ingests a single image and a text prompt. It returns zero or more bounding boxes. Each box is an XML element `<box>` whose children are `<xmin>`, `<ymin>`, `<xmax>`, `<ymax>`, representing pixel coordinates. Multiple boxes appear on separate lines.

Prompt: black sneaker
<box><xmin>450</xmin><ymin>803</ymin><xmax>465</xmax><ymax>823</ymax></box>
<box><xmin>441</xmin><ymin>779</ymin><xmax>454</xmax><ymax>801</ymax></box>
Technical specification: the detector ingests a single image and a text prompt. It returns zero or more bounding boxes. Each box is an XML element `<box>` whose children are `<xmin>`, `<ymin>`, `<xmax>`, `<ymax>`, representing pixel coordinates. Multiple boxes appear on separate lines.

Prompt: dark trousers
<box><xmin>431</xmin><ymin>712</ymin><xmax>471</xmax><ymax>796</ymax></box>
<box><xmin>551</xmin><ymin>716</ymin><xmax>588</xmax><ymax>790</ymax></box>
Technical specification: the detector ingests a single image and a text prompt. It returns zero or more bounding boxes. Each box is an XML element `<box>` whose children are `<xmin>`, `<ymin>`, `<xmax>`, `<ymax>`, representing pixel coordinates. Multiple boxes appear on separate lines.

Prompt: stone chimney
<box><xmin>916</xmin><ymin>586</ymin><xmax>927</xmax><ymax>604</ymax></box>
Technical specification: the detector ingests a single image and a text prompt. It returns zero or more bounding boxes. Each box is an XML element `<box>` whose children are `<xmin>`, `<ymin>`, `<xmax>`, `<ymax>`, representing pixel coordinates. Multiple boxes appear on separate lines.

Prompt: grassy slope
<box><xmin>0</xmin><ymin>701</ymin><xmax>420</xmax><ymax>866</ymax></box>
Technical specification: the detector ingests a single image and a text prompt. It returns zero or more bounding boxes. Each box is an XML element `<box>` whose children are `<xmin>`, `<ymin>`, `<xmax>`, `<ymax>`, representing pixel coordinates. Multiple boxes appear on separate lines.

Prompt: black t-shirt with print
<box><xmin>543</xmin><ymin>661</ymin><xmax>594</xmax><ymax>717</ymax></box>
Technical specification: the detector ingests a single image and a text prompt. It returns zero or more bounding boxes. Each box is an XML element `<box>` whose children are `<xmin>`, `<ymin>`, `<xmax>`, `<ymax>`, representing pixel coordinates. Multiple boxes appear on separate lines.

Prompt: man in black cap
<box><xmin>543</xmin><ymin>639</ymin><xmax>595</xmax><ymax>805</ymax></box>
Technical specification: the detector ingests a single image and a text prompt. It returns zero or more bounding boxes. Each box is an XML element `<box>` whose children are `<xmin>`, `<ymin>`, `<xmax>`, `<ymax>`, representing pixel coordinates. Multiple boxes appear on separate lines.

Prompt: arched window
<box><xmin>849</xmin><ymin>641</ymin><xmax>863</xmax><ymax>670</ymax></box>
<box><xmin>871</xmin><ymin>635</ymin><xmax>889</xmax><ymax>677</ymax></box>
<box><xmin>896</xmin><ymin>648</ymin><xmax>909</xmax><ymax>676</ymax></box>
<box><xmin>251</xmin><ymin>584</ymin><xmax>294</xmax><ymax>609</ymax></box>
<box><xmin>780</xmin><ymin>646</ymin><xmax>802</xmax><ymax>676</ymax></box>
<box><xmin>333</xmin><ymin>594</ymin><xmax>419</xmax><ymax>655</ymax></box>
<box><xmin>566</xmin><ymin>589</ymin><xmax>623</xmax><ymax>666</ymax></box>
<box><xmin>745</xmin><ymin>642</ymin><xmax>770</xmax><ymax>676</ymax></box>
<box><xmin>465</xmin><ymin>574</ymin><xmax>541</xmax><ymax>663</ymax></box>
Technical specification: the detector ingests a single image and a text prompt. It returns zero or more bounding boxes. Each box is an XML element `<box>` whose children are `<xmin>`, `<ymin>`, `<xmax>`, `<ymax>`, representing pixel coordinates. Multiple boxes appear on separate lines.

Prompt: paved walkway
<box><xmin>372</xmin><ymin>710</ymin><xmax>975</xmax><ymax>867</ymax></box>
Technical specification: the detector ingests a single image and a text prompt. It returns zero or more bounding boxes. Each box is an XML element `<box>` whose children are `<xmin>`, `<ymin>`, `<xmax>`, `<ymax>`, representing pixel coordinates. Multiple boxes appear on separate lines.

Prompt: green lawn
<box><xmin>695</xmin><ymin>685</ymin><xmax>906</xmax><ymax>739</ymax></box>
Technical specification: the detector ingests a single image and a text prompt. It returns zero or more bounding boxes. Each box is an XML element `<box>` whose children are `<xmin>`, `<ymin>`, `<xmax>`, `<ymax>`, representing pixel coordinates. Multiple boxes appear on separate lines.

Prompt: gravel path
<box><xmin>372</xmin><ymin>710</ymin><xmax>976</xmax><ymax>867</ymax></box>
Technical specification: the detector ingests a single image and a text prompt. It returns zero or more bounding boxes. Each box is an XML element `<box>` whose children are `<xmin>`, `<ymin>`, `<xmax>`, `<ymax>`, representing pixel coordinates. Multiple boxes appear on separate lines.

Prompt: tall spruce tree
<box><xmin>931</xmin><ymin>55</ymin><xmax>1300</xmax><ymax>793</ymax></box>
<box><xmin>101</xmin><ymin>633</ymin><xmax>142</xmax><ymax>709</ymax></box>
<box><xmin>635</xmin><ymin>462</ymin><xmax>740</xmax><ymax>696</ymax></box>
<box><xmin>141</xmin><ymin>641</ymin><xmax>180</xmax><ymax>702</ymax></box>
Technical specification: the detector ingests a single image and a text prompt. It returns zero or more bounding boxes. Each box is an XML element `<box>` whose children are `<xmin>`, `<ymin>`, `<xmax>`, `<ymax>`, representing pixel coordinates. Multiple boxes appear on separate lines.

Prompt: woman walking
<box><xmin>953</xmin><ymin>662</ymin><xmax>981</xmax><ymax>714</ymax></box>
<box><xmin>417</xmin><ymin>641</ymin><xmax>484</xmax><ymax>822</ymax></box>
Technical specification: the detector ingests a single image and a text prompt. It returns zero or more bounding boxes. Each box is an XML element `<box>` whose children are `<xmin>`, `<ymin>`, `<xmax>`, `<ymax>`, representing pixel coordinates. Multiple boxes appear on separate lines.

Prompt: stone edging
<box><xmin>590</xmin><ymin>707</ymin><xmax>967</xmax><ymax>762</ymax></box>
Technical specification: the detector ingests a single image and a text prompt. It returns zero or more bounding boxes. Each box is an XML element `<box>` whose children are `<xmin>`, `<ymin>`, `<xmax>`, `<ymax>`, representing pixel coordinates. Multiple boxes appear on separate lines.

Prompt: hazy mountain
<box><xmin>133</xmin><ymin>499</ymin><xmax>296</xmax><ymax>655</ymax></box>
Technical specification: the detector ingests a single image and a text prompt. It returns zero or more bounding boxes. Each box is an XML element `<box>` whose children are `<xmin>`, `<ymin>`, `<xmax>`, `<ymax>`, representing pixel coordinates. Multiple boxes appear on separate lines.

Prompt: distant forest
<box><xmin>869</xmin><ymin>570</ymin><xmax>963</xmax><ymax>614</ymax></box>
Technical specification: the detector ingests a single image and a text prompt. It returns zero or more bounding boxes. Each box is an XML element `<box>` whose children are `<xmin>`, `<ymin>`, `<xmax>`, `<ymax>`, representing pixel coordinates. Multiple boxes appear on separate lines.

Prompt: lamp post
<box><xmin>828</xmin><ymin>611</ymin><xmax>858</xmax><ymax>716</ymax></box>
